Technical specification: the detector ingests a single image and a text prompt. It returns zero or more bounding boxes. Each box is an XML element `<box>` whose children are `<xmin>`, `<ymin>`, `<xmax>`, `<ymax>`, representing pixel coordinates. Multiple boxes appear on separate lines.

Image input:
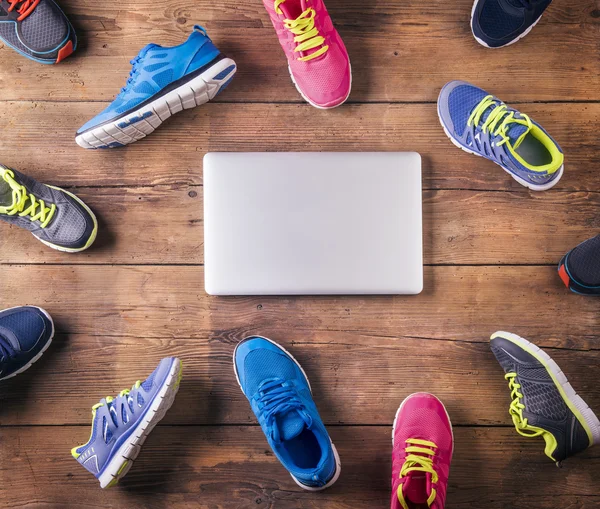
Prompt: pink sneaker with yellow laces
<box><xmin>263</xmin><ymin>0</ymin><xmax>352</xmax><ymax>109</ymax></box>
<box><xmin>391</xmin><ymin>393</ymin><xmax>454</xmax><ymax>509</ymax></box>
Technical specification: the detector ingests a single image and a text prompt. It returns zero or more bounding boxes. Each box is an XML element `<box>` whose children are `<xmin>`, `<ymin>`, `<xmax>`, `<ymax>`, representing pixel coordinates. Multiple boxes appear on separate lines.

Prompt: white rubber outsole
<box><xmin>491</xmin><ymin>331</ymin><xmax>600</xmax><ymax>447</ymax></box>
<box><xmin>470</xmin><ymin>0</ymin><xmax>544</xmax><ymax>49</ymax></box>
<box><xmin>38</xmin><ymin>185</ymin><xmax>98</xmax><ymax>253</ymax></box>
<box><xmin>0</xmin><ymin>306</ymin><xmax>54</xmax><ymax>381</ymax></box>
<box><xmin>76</xmin><ymin>58</ymin><xmax>237</xmax><ymax>149</ymax></box>
<box><xmin>97</xmin><ymin>358</ymin><xmax>183</xmax><ymax>488</ymax></box>
<box><xmin>437</xmin><ymin>104</ymin><xmax>563</xmax><ymax>191</ymax></box>
<box><xmin>287</xmin><ymin>62</ymin><xmax>352</xmax><ymax>110</ymax></box>
<box><xmin>232</xmin><ymin>336</ymin><xmax>341</xmax><ymax>491</ymax></box>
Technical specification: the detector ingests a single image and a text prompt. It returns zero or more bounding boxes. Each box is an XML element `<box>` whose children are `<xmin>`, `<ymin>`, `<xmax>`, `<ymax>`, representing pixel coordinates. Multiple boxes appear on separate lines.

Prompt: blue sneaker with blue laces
<box><xmin>0</xmin><ymin>306</ymin><xmax>54</xmax><ymax>381</ymax></box>
<box><xmin>234</xmin><ymin>336</ymin><xmax>341</xmax><ymax>491</ymax></box>
<box><xmin>438</xmin><ymin>80</ymin><xmax>564</xmax><ymax>191</ymax></box>
<box><xmin>75</xmin><ymin>26</ymin><xmax>236</xmax><ymax>149</ymax></box>
<box><xmin>471</xmin><ymin>0</ymin><xmax>552</xmax><ymax>48</ymax></box>
<box><xmin>71</xmin><ymin>357</ymin><xmax>182</xmax><ymax>488</ymax></box>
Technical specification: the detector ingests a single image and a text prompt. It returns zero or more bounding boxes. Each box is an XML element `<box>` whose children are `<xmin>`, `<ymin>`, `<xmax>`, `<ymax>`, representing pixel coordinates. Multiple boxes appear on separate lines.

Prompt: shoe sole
<box><xmin>287</xmin><ymin>62</ymin><xmax>352</xmax><ymax>110</ymax></box>
<box><xmin>437</xmin><ymin>103</ymin><xmax>563</xmax><ymax>191</ymax></box>
<box><xmin>0</xmin><ymin>306</ymin><xmax>54</xmax><ymax>381</ymax></box>
<box><xmin>232</xmin><ymin>336</ymin><xmax>341</xmax><ymax>491</ymax></box>
<box><xmin>75</xmin><ymin>58</ymin><xmax>237</xmax><ymax>149</ymax></box>
<box><xmin>491</xmin><ymin>331</ymin><xmax>600</xmax><ymax>448</ymax></box>
<box><xmin>470</xmin><ymin>0</ymin><xmax>544</xmax><ymax>49</ymax></box>
<box><xmin>36</xmin><ymin>185</ymin><xmax>98</xmax><ymax>253</ymax></box>
<box><xmin>97</xmin><ymin>358</ymin><xmax>183</xmax><ymax>488</ymax></box>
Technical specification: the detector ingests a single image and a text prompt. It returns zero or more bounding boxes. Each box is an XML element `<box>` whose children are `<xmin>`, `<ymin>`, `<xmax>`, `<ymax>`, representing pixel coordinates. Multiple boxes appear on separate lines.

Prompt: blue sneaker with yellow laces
<box><xmin>0</xmin><ymin>306</ymin><xmax>54</xmax><ymax>381</ymax></box>
<box><xmin>438</xmin><ymin>80</ymin><xmax>564</xmax><ymax>191</ymax></box>
<box><xmin>76</xmin><ymin>26</ymin><xmax>236</xmax><ymax>149</ymax></box>
<box><xmin>234</xmin><ymin>336</ymin><xmax>341</xmax><ymax>491</ymax></box>
<box><xmin>71</xmin><ymin>357</ymin><xmax>182</xmax><ymax>488</ymax></box>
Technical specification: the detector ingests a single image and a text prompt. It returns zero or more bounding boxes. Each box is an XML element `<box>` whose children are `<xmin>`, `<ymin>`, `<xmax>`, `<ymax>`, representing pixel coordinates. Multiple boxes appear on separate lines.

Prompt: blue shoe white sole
<box><xmin>0</xmin><ymin>306</ymin><xmax>54</xmax><ymax>381</ymax></box>
<box><xmin>97</xmin><ymin>358</ymin><xmax>182</xmax><ymax>488</ymax></box>
<box><xmin>232</xmin><ymin>336</ymin><xmax>342</xmax><ymax>491</ymax></box>
<box><xmin>75</xmin><ymin>57</ymin><xmax>237</xmax><ymax>149</ymax></box>
<box><xmin>437</xmin><ymin>104</ymin><xmax>563</xmax><ymax>191</ymax></box>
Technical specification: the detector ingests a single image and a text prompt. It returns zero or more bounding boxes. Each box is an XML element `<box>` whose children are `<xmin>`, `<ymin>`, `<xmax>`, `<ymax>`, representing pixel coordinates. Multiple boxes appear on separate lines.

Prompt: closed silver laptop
<box><xmin>204</xmin><ymin>152</ymin><xmax>423</xmax><ymax>295</ymax></box>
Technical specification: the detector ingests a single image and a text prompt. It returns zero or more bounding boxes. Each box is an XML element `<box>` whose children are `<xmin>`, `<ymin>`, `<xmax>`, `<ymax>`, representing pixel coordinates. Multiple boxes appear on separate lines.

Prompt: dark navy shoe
<box><xmin>558</xmin><ymin>234</ymin><xmax>600</xmax><ymax>295</ymax></box>
<box><xmin>0</xmin><ymin>306</ymin><xmax>54</xmax><ymax>381</ymax></box>
<box><xmin>234</xmin><ymin>336</ymin><xmax>341</xmax><ymax>491</ymax></box>
<box><xmin>490</xmin><ymin>332</ymin><xmax>600</xmax><ymax>463</ymax></box>
<box><xmin>471</xmin><ymin>0</ymin><xmax>552</xmax><ymax>48</ymax></box>
<box><xmin>76</xmin><ymin>25</ymin><xmax>236</xmax><ymax>149</ymax></box>
<box><xmin>0</xmin><ymin>0</ymin><xmax>76</xmax><ymax>64</ymax></box>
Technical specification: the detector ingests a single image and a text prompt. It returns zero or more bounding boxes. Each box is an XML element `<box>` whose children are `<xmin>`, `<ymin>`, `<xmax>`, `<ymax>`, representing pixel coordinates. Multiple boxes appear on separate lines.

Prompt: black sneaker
<box><xmin>0</xmin><ymin>165</ymin><xmax>97</xmax><ymax>252</ymax></box>
<box><xmin>558</xmin><ymin>235</ymin><xmax>600</xmax><ymax>296</ymax></box>
<box><xmin>0</xmin><ymin>0</ymin><xmax>76</xmax><ymax>64</ymax></box>
<box><xmin>490</xmin><ymin>331</ymin><xmax>600</xmax><ymax>463</ymax></box>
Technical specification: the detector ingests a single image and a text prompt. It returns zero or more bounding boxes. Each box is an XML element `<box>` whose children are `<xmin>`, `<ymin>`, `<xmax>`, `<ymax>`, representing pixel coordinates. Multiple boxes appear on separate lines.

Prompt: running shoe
<box><xmin>558</xmin><ymin>234</ymin><xmax>600</xmax><ymax>295</ymax></box>
<box><xmin>0</xmin><ymin>165</ymin><xmax>97</xmax><ymax>252</ymax></box>
<box><xmin>233</xmin><ymin>336</ymin><xmax>341</xmax><ymax>490</ymax></box>
<box><xmin>471</xmin><ymin>0</ymin><xmax>552</xmax><ymax>48</ymax></box>
<box><xmin>0</xmin><ymin>306</ymin><xmax>54</xmax><ymax>381</ymax></box>
<box><xmin>490</xmin><ymin>332</ymin><xmax>600</xmax><ymax>463</ymax></box>
<box><xmin>263</xmin><ymin>0</ymin><xmax>351</xmax><ymax>109</ymax></box>
<box><xmin>76</xmin><ymin>26</ymin><xmax>236</xmax><ymax>149</ymax></box>
<box><xmin>438</xmin><ymin>81</ymin><xmax>564</xmax><ymax>191</ymax></box>
<box><xmin>72</xmin><ymin>357</ymin><xmax>182</xmax><ymax>488</ymax></box>
<box><xmin>0</xmin><ymin>0</ymin><xmax>76</xmax><ymax>63</ymax></box>
<box><xmin>391</xmin><ymin>393</ymin><xmax>453</xmax><ymax>509</ymax></box>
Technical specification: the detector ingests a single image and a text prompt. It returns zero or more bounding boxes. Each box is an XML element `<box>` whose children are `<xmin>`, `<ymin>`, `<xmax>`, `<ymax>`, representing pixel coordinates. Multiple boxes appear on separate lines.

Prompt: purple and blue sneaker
<box><xmin>72</xmin><ymin>357</ymin><xmax>182</xmax><ymax>488</ymax></box>
<box><xmin>234</xmin><ymin>336</ymin><xmax>341</xmax><ymax>491</ymax></box>
<box><xmin>438</xmin><ymin>80</ymin><xmax>564</xmax><ymax>191</ymax></box>
<box><xmin>0</xmin><ymin>306</ymin><xmax>54</xmax><ymax>381</ymax></box>
<box><xmin>471</xmin><ymin>0</ymin><xmax>553</xmax><ymax>48</ymax></box>
<box><xmin>76</xmin><ymin>25</ymin><xmax>236</xmax><ymax>149</ymax></box>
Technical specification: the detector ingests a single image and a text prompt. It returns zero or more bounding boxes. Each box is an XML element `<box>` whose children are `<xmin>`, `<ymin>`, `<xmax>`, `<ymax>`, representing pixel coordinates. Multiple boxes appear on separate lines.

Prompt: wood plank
<box><xmin>1</xmin><ymin>3</ymin><xmax>598</xmax><ymax>102</ymax></box>
<box><xmin>0</xmin><ymin>265</ymin><xmax>599</xmax><ymax>346</ymax></box>
<box><xmin>0</xmin><ymin>426</ymin><xmax>598</xmax><ymax>508</ymax></box>
<box><xmin>2</xmin><ymin>102</ymin><xmax>599</xmax><ymax>190</ymax></box>
<box><xmin>2</xmin><ymin>187</ymin><xmax>600</xmax><ymax>266</ymax></box>
<box><xmin>0</xmin><ymin>334</ymin><xmax>598</xmax><ymax>426</ymax></box>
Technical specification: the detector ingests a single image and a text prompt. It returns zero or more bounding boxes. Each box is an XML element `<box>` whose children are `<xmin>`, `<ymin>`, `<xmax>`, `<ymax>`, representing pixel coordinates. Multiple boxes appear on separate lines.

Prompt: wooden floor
<box><xmin>1</xmin><ymin>1</ymin><xmax>600</xmax><ymax>507</ymax></box>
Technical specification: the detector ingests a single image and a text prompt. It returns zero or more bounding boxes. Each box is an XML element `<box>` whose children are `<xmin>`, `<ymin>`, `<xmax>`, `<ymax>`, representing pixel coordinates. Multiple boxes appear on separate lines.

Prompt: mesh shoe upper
<box><xmin>563</xmin><ymin>235</ymin><xmax>600</xmax><ymax>288</ymax></box>
<box><xmin>0</xmin><ymin>0</ymin><xmax>76</xmax><ymax>63</ymax></box>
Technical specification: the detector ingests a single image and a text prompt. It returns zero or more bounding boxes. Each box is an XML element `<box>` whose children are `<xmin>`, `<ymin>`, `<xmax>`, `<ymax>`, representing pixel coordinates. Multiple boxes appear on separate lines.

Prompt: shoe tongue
<box><xmin>402</xmin><ymin>471</ymin><xmax>430</xmax><ymax>505</ymax></box>
<box><xmin>505</xmin><ymin>123</ymin><xmax>529</xmax><ymax>147</ymax></box>
<box><xmin>276</xmin><ymin>409</ymin><xmax>307</xmax><ymax>441</ymax></box>
<box><xmin>137</xmin><ymin>43</ymin><xmax>159</xmax><ymax>60</ymax></box>
<box><xmin>278</xmin><ymin>0</ymin><xmax>307</xmax><ymax>19</ymax></box>
<box><xmin>0</xmin><ymin>177</ymin><xmax>13</xmax><ymax>207</ymax></box>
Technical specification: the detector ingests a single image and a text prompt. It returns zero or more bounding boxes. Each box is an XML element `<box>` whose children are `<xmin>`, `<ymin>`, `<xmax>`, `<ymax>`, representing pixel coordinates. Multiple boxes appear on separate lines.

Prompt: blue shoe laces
<box><xmin>0</xmin><ymin>335</ymin><xmax>16</xmax><ymax>362</ymax></box>
<box><xmin>256</xmin><ymin>378</ymin><xmax>312</xmax><ymax>443</ymax></box>
<box><xmin>121</xmin><ymin>55</ymin><xmax>144</xmax><ymax>93</ymax></box>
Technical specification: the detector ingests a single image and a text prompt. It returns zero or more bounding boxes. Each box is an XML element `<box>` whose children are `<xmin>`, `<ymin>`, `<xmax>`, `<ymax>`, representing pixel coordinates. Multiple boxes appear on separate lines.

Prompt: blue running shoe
<box><xmin>234</xmin><ymin>336</ymin><xmax>341</xmax><ymax>491</ymax></box>
<box><xmin>438</xmin><ymin>80</ymin><xmax>564</xmax><ymax>191</ymax></box>
<box><xmin>471</xmin><ymin>0</ymin><xmax>552</xmax><ymax>48</ymax></box>
<box><xmin>76</xmin><ymin>26</ymin><xmax>236</xmax><ymax>149</ymax></box>
<box><xmin>0</xmin><ymin>306</ymin><xmax>54</xmax><ymax>381</ymax></box>
<box><xmin>0</xmin><ymin>0</ymin><xmax>76</xmax><ymax>64</ymax></box>
<box><xmin>558</xmin><ymin>234</ymin><xmax>600</xmax><ymax>296</ymax></box>
<box><xmin>72</xmin><ymin>357</ymin><xmax>182</xmax><ymax>488</ymax></box>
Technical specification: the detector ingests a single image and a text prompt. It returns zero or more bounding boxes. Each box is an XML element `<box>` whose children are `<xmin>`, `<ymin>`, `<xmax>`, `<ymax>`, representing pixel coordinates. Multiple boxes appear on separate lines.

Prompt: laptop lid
<box><xmin>203</xmin><ymin>152</ymin><xmax>423</xmax><ymax>295</ymax></box>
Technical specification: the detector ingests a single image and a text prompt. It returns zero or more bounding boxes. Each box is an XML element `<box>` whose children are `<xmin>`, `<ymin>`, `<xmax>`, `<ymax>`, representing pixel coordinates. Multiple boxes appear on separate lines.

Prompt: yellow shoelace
<box><xmin>397</xmin><ymin>438</ymin><xmax>438</xmax><ymax>509</ymax></box>
<box><xmin>467</xmin><ymin>95</ymin><xmax>533</xmax><ymax>150</ymax></box>
<box><xmin>505</xmin><ymin>373</ymin><xmax>545</xmax><ymax>438</ymax></box>
<box><xmin>0</xmin><ymin>167</ymin><xmax>56</xmax><ymax>228</ymax></box>
<box><xmin>92</xmin><ymin>381</ymin><xmax>142</xmax><ymax>412</ymax></box>
<box><xmin>274</xmin><ymin>0</ymin><xmax>329</xmax><ymax>62</ymax></box>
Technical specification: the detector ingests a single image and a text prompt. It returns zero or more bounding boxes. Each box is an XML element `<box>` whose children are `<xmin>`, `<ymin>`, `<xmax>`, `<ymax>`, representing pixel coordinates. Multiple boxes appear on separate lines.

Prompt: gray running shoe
<box><xmin>0</xmin><ymin>165</ymin><xmax>97</xmax><ymax>252</ymax></box>
<box><xmin>490</xmin><ymin>331</ymin><xmax>600</xmax><ymax>463</ymax></box>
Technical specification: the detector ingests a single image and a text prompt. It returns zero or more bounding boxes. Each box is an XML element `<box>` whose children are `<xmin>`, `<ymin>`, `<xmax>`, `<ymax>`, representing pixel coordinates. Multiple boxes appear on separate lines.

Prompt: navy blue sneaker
<box><xmin>558</xmin><ymin>234</ymin><xmax>600</xmax><ymax>296</ymax></box>
<box><xmin>76</xmin><ymin>26</ymin><xmax>236</xmax><ymax>149</ymax></box>
<box><xmin>234</xmin><ymin>336</ymin><xmax>341</xmax><ymax>491</ymax></box>
<box><xmin>471</xmin><ymin>0</ymin><xmax>552</xmax><ymax>48</ymax></box>
<box><xmin>438</xmin><ymin>80</ymin><xmax>564</xmax><ymax>191</ymax></box>
<box><xmin>0</xmin><ymin>306</ymin><xmax>54</xmax><ymax>381</ymax></box>
<box><xmin>72</xmin><ymin>357</ymin><xmax>182</xmax><ymax>488</ymax></box>
<box><xmin>0</xmin><ymin>0</ymin><xmax>76</xmax><ymax>64</ymax></box>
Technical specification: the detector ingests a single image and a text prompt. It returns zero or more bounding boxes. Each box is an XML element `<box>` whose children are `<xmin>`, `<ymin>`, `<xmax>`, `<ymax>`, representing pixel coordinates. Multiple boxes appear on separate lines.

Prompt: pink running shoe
<box><xmin>391</xmin><ymin>393</ymin><xmax>454</xmax><ymax>509</ymax></box>
<box><xmin>263</xmin><ymin>0</ymin><xmax>352</xmax><ymax>109</ymax></box>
